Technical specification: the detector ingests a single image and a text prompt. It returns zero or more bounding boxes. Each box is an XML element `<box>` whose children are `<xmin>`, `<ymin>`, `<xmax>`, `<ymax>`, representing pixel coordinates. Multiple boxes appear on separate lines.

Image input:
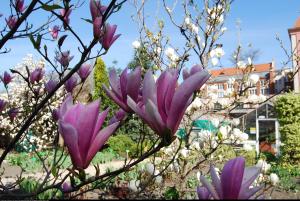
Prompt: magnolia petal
<box><xmin>142</xmin><ymin>70</ymin><xmax>157</xmax><ymax>105</ymax></box>
<box><xmin>197</xmin><ymin>186</ymin><xmax>210</xmax><ymax>200</ymax></box>
<box><xmin>60</xmin><ymin>94</ymin><xmax>73</xmax><ymax>117</ymax></box>
<box><xmin>91</xmin><ymin>108</ymin><xmax>109</xmax><ymax>142</ymax></box>
<box><xmin>108</xmin><ymin>69</ymin><xmax>122</xmax><ymax>99</ymax></box>
<box><xmin>210</xmin><ymin>165</ymin><xmax>223</xmax><ymax>198</ymax></box>
<box><xmin>75</xmin><ymin>100</ymin><xmax>100</xmax><ymax>161</ymax></box>
<box><xmin>239</xmin><ymin>185</ymin><xmax>263</xmax><ymax>199</ymax></box>
<box><xmin>85</xmin><ymin>122</ymin><xmax>119</xmax><ymax>168</ymax></box>
<box><xmin>242</xmin><ymin>166</ymin><xmax>261</xmax><ymax>190</ymax></box>
<box><xmin>126</xmin><ymin>67</ymin><xmax>141</xmax><ymax>101</ymax></box>
<box><xmin>221</xmin><ymin>157</ymin><xmax>245</xmax><ymax>199</ymax></box>
<box><xmin>145</xmin><ymin>100</ymin><xmax>166</xmax><ymax>136</ymax></box>
<box><xmin>103</xmin><ymin>84</ymin><xmax>130</xmax><ymax>112</ymax></box>
<box><xmin>167</xmin><ymin>70</ymin><xmax>210</xmax><ymax>134</ymax></box>
<box><xmin>120</xmin><ymin>68</ymin><xmax>128</xmax><ymax>100</ymax></box>
<box><xmin>58</xmin><ymin>121</ymin><xmax>83</xmax><ymax>169</ymax></box>
<box><xmin>200</xmin><ymin>176</ymin><xmax>220</xmax><ymax>199</ymax></box>
<box><xmin>182</xmin><ymin>69</ymin><xmax>189</xmax><ymax>80</ymax></box>
<box><xmin>156</xmin><ymin>71</ymin><xmax>172</xmax><ymax>123</ymax></box>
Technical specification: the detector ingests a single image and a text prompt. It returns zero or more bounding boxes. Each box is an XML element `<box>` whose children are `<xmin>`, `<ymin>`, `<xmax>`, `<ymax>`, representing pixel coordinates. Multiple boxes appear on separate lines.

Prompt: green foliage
<box><xmin>91</xmin><ymin>147</ymin><xmax>120</xmax><ymax>165</ymax></box>
<box><xmin>164</xmin><ymin>186</ymin><xmax>180</xmax><ymax>200</ymax></box>
<box><xmin>279</xmin><ymin>123</ymin><xmax>300</xmax><ymax>163</ymax></box>
<box><xmin>275</xmin><ymin>93</ymin><xmax>300</xmax><ymax>163</ymax></box>
<box><xmin>275</xmin><ymin>93</ymin><xmax>300</xmax><ymax>125</ymax></box>
<box><xmin>20</xmin><ymin>178</ymin><xmax>62</xmax><ymax>199</ymax></box>
<box><xmin>127</xmin><ymin>45</ymin><xmax>153</xmax><ymax>72</ymax></box>
<box><xmin>270</xmin><ymin>164</ymin><xmax>300</xmax><ymax>191</ymax></box>
<box><xmin>92</xmin><ymin>57</ymin><xmax>118</xmax><ymax>118</ymax></box>
<box><xmin>108</xmin><ymin>134</ymin><xmax>136</xmax><ymax>157</ymax></box>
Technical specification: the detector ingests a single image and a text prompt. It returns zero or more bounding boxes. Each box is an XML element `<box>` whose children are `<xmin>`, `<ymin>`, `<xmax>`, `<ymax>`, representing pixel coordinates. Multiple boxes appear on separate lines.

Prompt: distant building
<box><xmin>202</xmin><ymin>61</ymin><xmax>292</xmax><ymax>112</ymax></box>
<box><xmin>288</xmin><ymin>17</ymin><xmax>300</xmax><ymax>92</ymax></box>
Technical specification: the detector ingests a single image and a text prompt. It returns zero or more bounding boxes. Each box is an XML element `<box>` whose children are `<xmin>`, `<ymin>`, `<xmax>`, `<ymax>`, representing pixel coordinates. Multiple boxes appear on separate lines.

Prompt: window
<box><xmin>249</xmin><ymin>89</ymin><xmax>256</xmax><ymax>95</ymax></box>
<box><xmin>260</xmin><ymin>88</ymin><xmax>269</xmax><ymax>95</ymax></box>
<box><xmin>214</xmin><ymin>103</ymin><xmax>222</xmax><ymax>110</ymax></box>
<box><xmin>218</xmin><ymin>83</ymin><xmax>224</xmax><ymax>90</ymax></box>
<box><xmin>228</xmin><ymin>83</ymin><xmax>234</xmax><ymax>89</ymax></box>
<box><xmin>218</xmin><ymin>92</ymin><xmax>224</xmax><ymax>98</ymax></box>
<box><xmin>260</xmin><ymin>80</ymin><xmax>265</xmax><ymax>86</ymax></box>
<box><xmin>236</xmin><ymin>102</ymin><xmax>244</xmax><ymax>109</ymax></box>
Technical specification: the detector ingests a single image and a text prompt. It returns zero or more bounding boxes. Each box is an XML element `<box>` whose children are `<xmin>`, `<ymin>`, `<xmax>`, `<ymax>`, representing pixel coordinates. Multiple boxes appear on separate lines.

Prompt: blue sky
<box><xmin>0</xmin><ymin>0</ymin><xmax>300</xmax><ymax>74</ymax></box>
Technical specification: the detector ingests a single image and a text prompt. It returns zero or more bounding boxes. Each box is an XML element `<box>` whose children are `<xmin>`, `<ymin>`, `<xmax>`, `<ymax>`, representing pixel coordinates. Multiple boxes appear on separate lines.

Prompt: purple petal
<box><xmin>142</xmin><ymin>70</ymin><xmax>157</xmax><ymax>105</ymax></box>
<box><xmin>210</xmin><ymin>165</ymin><xmax>222</xmax><ymax>198</ymax></box>
<box><xmin>126</xmin><ymin>67</ymin><xmax>141</xmax><ymax>101</ymax></box>
<box><xmin>91</xmin><ymin>108</ymin><xmax>109</xmax><ymax>142</ymax></box>
<box><xmin>200</xmin><ymin>176</ymin><xmax>220</xmax><ymax>199</ymax></box>
<box><xmin>120</xmin><ymin>68</ymin><xmax>128</xmax><ymax>101</ymax></box>
<box><xmin>145</xmin><ymin>100</ymin><xmax>166</xmax><ymax>136</ymax></box>
<box><xmin>221</xmin><ymin>157</ymin><xmax>245</xmax><ymax>199</ymax></box>
<box><xmin>58</xmin><ymin>121</ymin><xmax>83</xmax><ymax>169</ymax></box>
<box><xmin>74</xmin><ymin>100</ymin><xmax>100</xmax><ymax>161</ymax></box>
<box><xmin>108</xmin><ymin>69</ymin><xmax>122</xmax><ymax>99</ymax></box>
<box><xmin>167</xmin><ymin>70</ymin><xmax>210</xmax><ymax>133</ymax></box>
<box><xmin>85</xmin><ymin>122</ymin><xmax>119</xmax><ymax>168</ymax></box>
<box><xmin>103</xmin><ymin>84</ymin><xmax>130</xmax><ymax>112</ymax></box>
<box><xmin>197</xmin><ymin>186</ymin><xmax>210</xmax><ymax>200</ymax></box>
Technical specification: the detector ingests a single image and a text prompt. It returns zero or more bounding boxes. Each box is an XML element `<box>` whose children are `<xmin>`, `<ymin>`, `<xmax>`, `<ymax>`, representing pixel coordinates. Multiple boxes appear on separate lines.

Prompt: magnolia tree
<box><xmin>0</xmin><ymin>0</ymin><xmax>285</xmax><ymax>200</ymax></box>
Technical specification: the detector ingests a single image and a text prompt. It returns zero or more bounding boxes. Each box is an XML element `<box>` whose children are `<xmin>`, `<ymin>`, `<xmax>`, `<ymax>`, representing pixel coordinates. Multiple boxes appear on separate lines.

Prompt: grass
<box><xmin>6</xmin><ymin>147</ymin><xmax>122</xmax><ymax>173</ymax></box>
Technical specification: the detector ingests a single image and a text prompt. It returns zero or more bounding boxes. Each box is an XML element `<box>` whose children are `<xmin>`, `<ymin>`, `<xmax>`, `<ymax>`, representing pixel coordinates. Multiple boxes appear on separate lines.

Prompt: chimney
<box><xmin>269</xmin><ymin>60</ymin><xmax>275</xmax><ymax>94</ymax></box>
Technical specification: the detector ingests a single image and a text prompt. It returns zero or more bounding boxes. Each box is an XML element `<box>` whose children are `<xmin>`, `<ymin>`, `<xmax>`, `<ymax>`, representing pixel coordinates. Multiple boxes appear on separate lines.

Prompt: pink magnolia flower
<box><xmin>90</xmin><ymin>0</ymin><xmax>107</xmax><ymax>20</ymax></box>
<box><xmin>5</xmin><ymin>16</ymin><xmax>17</xmax><ymax>30</ymax></box>
<box><xmin>197</xmin><ymin>157</ymin><xmax>263</xmax><ymax>200</ymax></box>
<box><xmin>49</xmin><ymin>25</ymin><xmax>60</xmax><ymax>39</ymax></box>
<box><xmin>58</xmin><ymin>95</ymin><xmax>119</xmax><ymax>169</ymax></box>
<box><xmin>108</xmin><ymin>109</ymin><xmax>127</xmax><ymax>125</ymax></box>
<box><xmin>1</xmin><ymin>71</ymin><xmax>13</xmax><ymax>86</ymax></box>
<box><xmin>30</xmin><ymin>68</ymin><xmax>45</xmax><ymax>84</ymax></box>
<box><xmin>0</xmin><ymin>99</ymin><xmax>7</xmax><ymax>112</ymax></box>
<box><xmin>93</xmin><ymin>17</ymin><xmax>102</xmax><ymax>38</ymax></box>
<box><xmin>14</xmin><ymin>0</ymin><xmax>25</xmax><ymax>13</ymax></box>
<box><xmin>127</xmin><ymin>68</ymin><xmax>210</xmax><ymax>144</ymax></box>
<box><xmin>8</xmin><ymin>108</ymin><xmax>18</xmax><ymax>121</ymax></box>
<box><xmin>182</xmin><ymin>65</ymin><xmax>203</xmax><ymax>80</ymax></box>
<box><xmin>44</xmin><ymin>79</ymin><xmax>58</xmax><ymax>93</ymax></box>
<box><xmin>100</xmin><ymin>24</ymin><xmax>121</xmax><ymax>50</ymax></box>
<box><xmin>64</xmin><ymin>75</ymin><xmax>78</xmax><ymax>93</ymax></box>
<box><xmin>60</xmin><ymin>8</ymin><xmax>72</xmax><ymax>27</ymax></box>
<box><xmin>55</xmin><ymin>51</ymin><xmax>74</xmax><ymax>67</ymax></box>
<box><xmin>77</xmin><ymin>64</ymin><xmax>92</xmax><ymax>80</ymax></box>
<box><xmin>103</xmin><ymin>67</ymin><xmax>142</xmax><ymax>113</ymax></box>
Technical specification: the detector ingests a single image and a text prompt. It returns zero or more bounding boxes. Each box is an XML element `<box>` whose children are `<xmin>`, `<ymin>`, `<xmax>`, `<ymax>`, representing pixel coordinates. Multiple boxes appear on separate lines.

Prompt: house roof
<box><xmin>288</xmin><ymin>17</ymin><xmax>300</xmax><ymax>34</ymax></box>
<box><xmin>209</xmin><ymin>63</ymin><xmax>272</xmax><ymax>77</ymax></box>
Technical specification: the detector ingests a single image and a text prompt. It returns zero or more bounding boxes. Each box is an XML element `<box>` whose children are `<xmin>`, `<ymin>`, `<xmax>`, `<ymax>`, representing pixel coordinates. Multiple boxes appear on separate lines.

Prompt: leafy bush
<box><xmin>164</xmin><ymin>186</ymin><xmax>180</xmax><ymax>200</ymax></box>
<box><xmin>20</xmin><ymin>178</ymin><xmax>62</xmax><ymax>199</ymax></box>
<box><xmin>108</xmin><ymin>134</ymin><xmax>136</xmax><ymax>157</ymax></box>
<box><xmin>270</xmin><ymin>164</ymin><xmax>300</xmax><ymax>191</ymax></box>
<box><xmin>275</xmin><ymin>93</ymin><xmax>300</xmax><ymax>164</ymax></box>
<box><xmin>92</xmin><ymin>57</ymin><xmax>118</xmax><ymax>119</ymax></box>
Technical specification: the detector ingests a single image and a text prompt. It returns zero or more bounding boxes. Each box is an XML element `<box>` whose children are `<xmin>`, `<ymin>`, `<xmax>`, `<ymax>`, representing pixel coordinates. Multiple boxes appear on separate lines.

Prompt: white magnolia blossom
<box><xmin>165</xmin><ymin>47</ymin><xmax>178</xmax><ymax>62</ymax></box>
<box><xmin>219</xmin><ymin>125</ymin><xmax>231</xmax><ymax>138</ymax></box>
<box><xmin>211</xmin><ymin>57</ymin><xmax>219</xmax><ymax>66</ymax></box>
<box><xmin>180</xmin><ymin>147</ymin><xmax>190</xmax><ymax>158</ymax></box>
<box><xmin>132</xmin><ymin>40</ymin><xmax>141</xmax><ymax>49</ymax></box>
<box><xmin>196</xmin><ymin>171</ymin><xmax>201</xmax><ymax>182</ymax></box>
<box><xmin>243</xmin><ymin>143</ymin><xmax>253</xmax><ymax>151</ymax></box>
<box><xmin>237</xmin><ymin>60</ymin><xmax>246</xmax><ymax>69</ymax></box>
<box><xmin>191</xmin><ymin>141</ymin><xmax>201</xmax><ymax>151</ymax></box>
<box><xmin>166</xmin><ymin>7</ymin><xmax>172</xmax><ymax>13</ymax></box>
<box><xmin>232</xmin><ymin>118</ymin><xmax>240</xmax><ymax>126</ymax></box>
<box><xmin>190</xmin><ymin>24</ymin><xmax>199</xmax><ymax>34</ymax></box>
<box><xmin>145</xmin><ymin>163</ymin><xmax>155</xmax><ymax>174</ymax></box>
<box><xmin>249</xmin><ymin>74</ymin><xmax>259</xmax><ymax>85</ymax></box>
<box><xmin>232</xmin><ymin>128</ymin><xmax>249</xmax><ymax>141</ymax></box>
<box><xmin>248</xmin><ymin>57</ymin><xmax>252</xmax><ymax>65</ymax></box>
<box><xmin>248</xmin><ymin>94</ymin><xmax>259</xmax><ymax>103</ymax></box>
<box><xmin>269</xmin><ymin>173</ymin><xmax>279</xmax><ymax>185</ymax></box>
<box><xmin>256</xmin><ymin>159</ymin><xmax>271</xmax><ymax>173</ymax></box>
<box><xmin>211</xmin><ymin>118</ymin><xmax>220</xmax><ymax>128</ymax></box>
<box><xmin>184</xmin><ymin>17</ymin><xmax>191</xmax><ymax>26</ymax></box>
<box><xmin>154</xmin><ymin>46</ymin><xmax>162</xmax><ymax>55</ymax></box>
<box><xmin>221</xmin><ymin>27</ymin><xmax>227</xmax><ymax>33</ymax></box>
